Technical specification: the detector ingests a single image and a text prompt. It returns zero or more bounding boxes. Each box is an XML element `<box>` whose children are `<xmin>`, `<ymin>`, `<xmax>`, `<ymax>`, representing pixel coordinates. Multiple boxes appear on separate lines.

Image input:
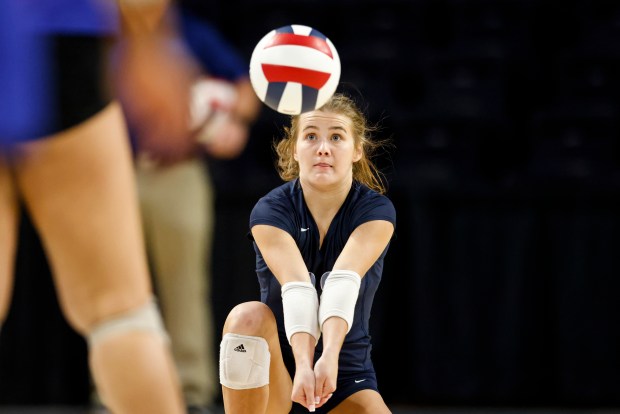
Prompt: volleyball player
<box><xmin>219</xmin><ymin>94</ymin><xmax>396</xmax><ymax>413</ymax></box>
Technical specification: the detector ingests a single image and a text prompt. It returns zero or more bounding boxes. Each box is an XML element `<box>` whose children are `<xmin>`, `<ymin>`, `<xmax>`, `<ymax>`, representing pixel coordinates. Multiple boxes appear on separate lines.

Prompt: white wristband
<box><xmin>281</xmin><ymin>281</ymin><xmax>320</xmax><ymax>345</ymax></box>
<box><xmin>319</xmin><ymin>270</ymin><xmax>361</xmax><ymax>333</ymax></box>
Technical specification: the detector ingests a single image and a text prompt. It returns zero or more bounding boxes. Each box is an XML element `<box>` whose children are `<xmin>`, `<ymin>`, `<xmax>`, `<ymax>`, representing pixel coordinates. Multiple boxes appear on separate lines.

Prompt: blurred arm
<box><xmin>113</xmin><ymin>0</ymin><xmax>200</xmax><ymax>166</ymax></box>
<box><xmin>116</xmin><ymin>0</ymin><xmax>170</xmax><ymax>35</ymax></box>
<box><xmin>230</xmin><ymin>77</ymin><xmax>261</xmax><ymax>126</ymax></box>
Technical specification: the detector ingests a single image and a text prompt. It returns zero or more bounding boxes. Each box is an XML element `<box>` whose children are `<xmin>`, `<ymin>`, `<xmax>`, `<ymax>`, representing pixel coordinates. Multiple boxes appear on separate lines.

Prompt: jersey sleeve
<box><xmin>249</xmin><ymin>194</ymin><xmax>297</xmax><ymax>236</ymax></box>
<box><xmin>353</xmin><ymin>193</ymin><xmax>396</xmax><ymax>230</ymax></box>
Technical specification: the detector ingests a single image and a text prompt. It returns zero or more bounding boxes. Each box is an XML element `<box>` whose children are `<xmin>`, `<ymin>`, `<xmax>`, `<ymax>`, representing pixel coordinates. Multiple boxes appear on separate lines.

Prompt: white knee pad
<box><xmin>219</xmin><ymin>333</ymin><xmax>270</xmax><ymax>390</ymax></box>
<box><xmin>87</xmin><ymin>298</ymin><xmax>169</xmax><ymax>347</ymax></box>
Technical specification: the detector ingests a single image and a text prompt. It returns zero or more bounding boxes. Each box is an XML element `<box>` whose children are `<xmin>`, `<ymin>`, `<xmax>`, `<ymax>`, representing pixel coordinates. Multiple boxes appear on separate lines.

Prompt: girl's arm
<box><xmin>314</xmin><ymin>219</ymin><xmax>394</xmax><ymax>405</ymax></box>
<box><xmin>251</xmin><ymin>224</ymin><xmax>322</xmax><ymax>411</ymax></box>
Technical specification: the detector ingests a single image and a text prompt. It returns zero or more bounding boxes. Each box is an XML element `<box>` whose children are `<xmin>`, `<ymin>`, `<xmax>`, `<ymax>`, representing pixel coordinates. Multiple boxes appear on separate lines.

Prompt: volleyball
<box><xmin>249</xmin><ymin>24</ymin><xmax>341</xmax><ymax>115</ymax></box>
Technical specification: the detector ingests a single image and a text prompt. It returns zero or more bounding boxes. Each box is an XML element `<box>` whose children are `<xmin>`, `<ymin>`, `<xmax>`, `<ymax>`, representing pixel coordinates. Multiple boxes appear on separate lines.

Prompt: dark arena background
<box><xmin>1</xmin><ymin>0</ymin><xmax>619</xmax><ymax>412</ymax></box>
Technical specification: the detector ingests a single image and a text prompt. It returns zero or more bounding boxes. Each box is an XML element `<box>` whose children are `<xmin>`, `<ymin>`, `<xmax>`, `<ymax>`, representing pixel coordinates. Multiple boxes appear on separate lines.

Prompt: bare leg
<box><xmin>221</xmin><ymin>301</ymin><xmax>293</xmax><ymax>414</ymax></box>
<box><xmin>329</xmin><ymin>389</ymin><xmax>391</xmax><ymax>414</ymax></box>
<box><xmin>0</xmin><ymin>155</ymin><xmax>18</xmax><ymax>324</ymax></box>
<box><xmin>13</xmin><ymin>103</ymin><xmax>184</xmax><ymax>414</ymax></box>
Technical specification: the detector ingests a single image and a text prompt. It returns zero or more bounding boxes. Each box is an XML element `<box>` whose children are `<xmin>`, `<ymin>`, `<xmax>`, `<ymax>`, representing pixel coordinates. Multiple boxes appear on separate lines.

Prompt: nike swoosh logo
<box><xmin>301</xmin><ymin>228</ymin><xmax>310</xmax><ymax>232</ymax></box>
<box><xmin>354</xmin><ymin>379</ymin><xmax>366</xmax><ymax>383</ymax></box>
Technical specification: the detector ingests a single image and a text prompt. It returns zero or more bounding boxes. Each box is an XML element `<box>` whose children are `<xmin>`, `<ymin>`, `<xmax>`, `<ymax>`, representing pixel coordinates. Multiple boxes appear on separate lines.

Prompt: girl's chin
<box><xmin>302</xmin><ymin>176</ymin><xmax>343</xmax><ymax>188</ymax></box>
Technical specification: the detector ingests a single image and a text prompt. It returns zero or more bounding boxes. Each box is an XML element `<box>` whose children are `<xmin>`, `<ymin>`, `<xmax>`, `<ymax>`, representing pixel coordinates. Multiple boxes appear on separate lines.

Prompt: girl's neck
<box><xmin>300</xmin><ymin>177</ymin><xmax>352</xmax><ymax>218</ymax></box>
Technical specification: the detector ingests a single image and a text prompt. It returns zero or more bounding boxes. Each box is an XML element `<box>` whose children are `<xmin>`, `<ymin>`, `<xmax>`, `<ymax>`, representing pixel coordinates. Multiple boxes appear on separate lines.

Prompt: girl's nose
<box><xmin>317</xmin><ymin>138</ymin><xmax>330</xmax><ymax>155</ymax></box>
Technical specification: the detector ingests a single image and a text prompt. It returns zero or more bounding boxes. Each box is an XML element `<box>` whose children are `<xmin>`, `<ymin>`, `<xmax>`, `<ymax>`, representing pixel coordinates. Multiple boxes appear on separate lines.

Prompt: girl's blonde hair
<box><xmin>274</xmin><ymin>93</ymin><xmax>389</xmax><ymax>194</ymax></box>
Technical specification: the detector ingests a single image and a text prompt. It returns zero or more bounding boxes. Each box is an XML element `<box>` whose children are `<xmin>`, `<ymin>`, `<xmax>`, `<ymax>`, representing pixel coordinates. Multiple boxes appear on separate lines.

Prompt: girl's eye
<box><xmin>331</xmin><ymin>134</ymin><xmax>342</xmax><ymax>142</ymax></box>
<box><xmin>306</xmin><ymin>133</ymin><xmax>317</xmax><ymax>141</ymax></box>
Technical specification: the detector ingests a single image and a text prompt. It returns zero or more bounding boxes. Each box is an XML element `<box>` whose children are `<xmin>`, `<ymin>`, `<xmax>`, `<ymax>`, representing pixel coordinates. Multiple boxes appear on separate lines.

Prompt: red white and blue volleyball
<box><xmin>249</xmin><ymin>24</ymin><xmax>341</xmax><ymax>115</ymax></box>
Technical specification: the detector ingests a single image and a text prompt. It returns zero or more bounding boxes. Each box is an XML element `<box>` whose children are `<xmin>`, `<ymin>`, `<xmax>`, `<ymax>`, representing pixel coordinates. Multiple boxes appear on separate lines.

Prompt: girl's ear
<box><xmin>353</xmin><ymin>144</ymin><xmax>363</xmax><ymax>162</ymax></box>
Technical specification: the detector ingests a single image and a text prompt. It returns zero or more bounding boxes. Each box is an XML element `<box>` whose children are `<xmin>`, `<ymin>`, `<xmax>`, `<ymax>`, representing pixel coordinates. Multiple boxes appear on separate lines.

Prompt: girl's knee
<box><xmin>63</xmin><ymin>290</ymin><xmax>152</xmax><ymax>335</ymax></box>
<box><xmin>224</xmin><ymin>301</ymin><xmax>276</xmax><ymax>337</ymax></box>
<box><xmin>86</xmin><ymin>297</ymin><xmax>167</xmax><ymax>347</ymax></box>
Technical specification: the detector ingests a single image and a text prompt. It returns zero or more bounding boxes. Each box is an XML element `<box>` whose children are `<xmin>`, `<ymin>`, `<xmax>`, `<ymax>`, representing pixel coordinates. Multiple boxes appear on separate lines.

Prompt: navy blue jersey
<box><xmin>249</xmin><ymin>179</ymin><xmax>396</xmax><ymax>377</ymax></box>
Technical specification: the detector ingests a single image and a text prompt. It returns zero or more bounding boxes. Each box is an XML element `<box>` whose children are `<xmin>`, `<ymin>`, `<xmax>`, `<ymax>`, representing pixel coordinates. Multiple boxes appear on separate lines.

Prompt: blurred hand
<box><xmin>197</xmin><ymin>114</ymin><xmax>249</xmax><ymax>160</ymax></box>
<box><xmin>188</xmin><ymin>77</ymin><xmax>250</xmax><ymax>160</ymax></box>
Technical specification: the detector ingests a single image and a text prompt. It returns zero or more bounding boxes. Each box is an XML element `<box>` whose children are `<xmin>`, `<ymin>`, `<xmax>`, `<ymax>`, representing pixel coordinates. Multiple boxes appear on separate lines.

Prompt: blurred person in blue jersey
<box><xmin>129</xmin><ymin>4</ymin><xmax>260</xmax><ymax>413</ymax></box>
<box><xmin>0</xmin><ymin>1</ymin><xmax>198</xmax><ymax>413</ymax></box>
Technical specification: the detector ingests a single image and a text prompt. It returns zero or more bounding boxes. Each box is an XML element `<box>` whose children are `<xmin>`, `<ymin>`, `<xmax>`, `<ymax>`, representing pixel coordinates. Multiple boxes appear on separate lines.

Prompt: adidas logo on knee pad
<box><xmin>234</xmin><ymin>344</ymin><xmax>246</xmax><ymax>353</ymax></box>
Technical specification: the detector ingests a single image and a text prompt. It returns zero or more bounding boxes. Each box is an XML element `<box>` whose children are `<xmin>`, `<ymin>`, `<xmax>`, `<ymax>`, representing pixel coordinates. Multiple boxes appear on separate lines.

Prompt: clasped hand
<box><xmin>292</xmin><ymin>353</ymin><xmax>337</xmax><ymax>412</ymax></box>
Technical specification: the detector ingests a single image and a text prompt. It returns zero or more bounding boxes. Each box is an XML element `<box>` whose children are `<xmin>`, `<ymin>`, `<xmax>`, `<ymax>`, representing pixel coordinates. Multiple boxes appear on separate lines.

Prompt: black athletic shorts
<box><xmin>16</xmin><ymin>35</ymin><xmax>112</xmax><ymax>142</ymax></box>
<box><xmin>48</xmin><ymin>35</ymin><xmax>112</xmax><ymax>135</ymax></box>
<box><xmin>282</xmin><ymin>335</ymin><xmax>380</xmax><ymax>413</ymax></box>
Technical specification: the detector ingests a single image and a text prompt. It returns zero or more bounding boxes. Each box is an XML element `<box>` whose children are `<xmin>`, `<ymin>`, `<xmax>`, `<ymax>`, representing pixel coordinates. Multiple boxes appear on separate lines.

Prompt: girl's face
<box><xmin>294</xmin><ymin>110</ymin><xmax>362</xmax><ymax>189</ymax></box>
